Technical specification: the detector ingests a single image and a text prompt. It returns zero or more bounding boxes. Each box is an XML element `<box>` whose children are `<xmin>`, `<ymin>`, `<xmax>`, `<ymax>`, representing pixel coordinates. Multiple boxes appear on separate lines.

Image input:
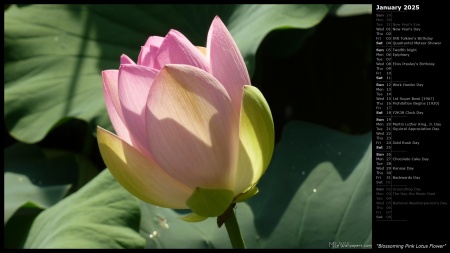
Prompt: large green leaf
<box><xmin>4</xmin><ymin>142</ymin><xmax>99</xmax><ymax>248</ymax></box>
<box><xmin>4</xmin><ymin>208</ymin><xmax>42</xmax><ymax>249</ymax></box>
<box><xmin>4</xmin><ymin>4</ymin><xmax>329</xmax><ymax>143</ymax></box>
<box><xmin>334</xmin><ymin>4</ymin><xmax>372</xmax><ymax>17</ymax></box>
<box><xmin>139</xmin><ymin>121</ymin><xmax>372</xmax><ymax>248</ymax></box>
<box><xmin>4</xmin><ymin>143</ymin><xmax>76</xmax><ymax>224</ymax></box>
<box><xmin>4</xmin><ymin>172</ymin><xmax>71</xmax><ymax>225</ymax></box>
<box><xmin>24</xmin><ymin>169</ymin><xmax>145</xmax><ymax>248</ymax></box>
<box><xmin>248</xmin><ymin>121</ymin><xmax>372</xmax><ymax>248</ymax></box>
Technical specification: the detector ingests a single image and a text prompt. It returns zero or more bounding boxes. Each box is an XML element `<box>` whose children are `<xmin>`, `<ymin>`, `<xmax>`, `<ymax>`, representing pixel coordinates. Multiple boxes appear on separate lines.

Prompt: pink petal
<box><xmin>138</xmin><ymin>36</ymin><xmax>164</xmax><ymax>67</ymax></box>
<box><xmin>145</xmin><ymin>64</ymin><xmax>239</xmax><ymax>190</ymax></box>
<box><xmin>118</xmin><ymin>64</ymin><xmax>158</xmax><ymax>156</ymax></box>
<box><xmin>143</xmin><ymin>36</ymin><xmax>164</xmax><ymax>47</ymax></box>
<box><xmin>120</xmin><ymin>54</ymin><xmax>135</xmax><ymax>65</ymax></box>
<box><xmin>196</xmin><ymin>46</ymin><xmax>207</xmax><ymax>56</ymax></box>
<box><xmin>137</xmin><ymin>46</ymin><xmax>151</xmax><ymax>66</ymax></box>
<box><xmin>207</xmin><ymin>16</ymin><xmax>251</xmax><ymax>114</ymax></box>
<box><xmin>154</xmin><ymin>30</ymin><xmax>209</xmax><ymax>71</ymax></box>
<box><xmin>102</xmin><ymin>70</ymin><xmax>131</xmax><ymax>144</ymax></box>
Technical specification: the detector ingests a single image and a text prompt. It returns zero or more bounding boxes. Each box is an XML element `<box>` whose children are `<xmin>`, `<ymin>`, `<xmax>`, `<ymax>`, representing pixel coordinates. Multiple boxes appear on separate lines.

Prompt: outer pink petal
<box><xmin>207</xmin><ymin>16</ymin><xmax>251</xmax><ymax>114</ymax></box>
<box><xmin>154</xmin><ymin>30</ymin><xmax>209</xmax><ymax>71</ymax></box>
<box><xmin>102</xmin><ymin>70</ymin><xmax>131</xmax><ymax>144</ymax></box>
<box><xmin>118</xmin><ymin>64</ymin><xmax>158</xmax><ymax>156</ymax></box>
<box><xmin>120</xmin><ymin>54</ymin><xmax>135</xmax><ymax>65</ymax></box>
<box><xmin>138</xmin><ymin>36</ymin><xmax>164</xmax><ymax>67</ymax></box>
<box><xmin>97</xmin><ymin>127</ymin><xmax>192</xmax><ymax>209</ymax></box>
<box><xmin>145</xmin><ymin>64</ymin><xmax>239</xmax><ymax>190</ymax></box>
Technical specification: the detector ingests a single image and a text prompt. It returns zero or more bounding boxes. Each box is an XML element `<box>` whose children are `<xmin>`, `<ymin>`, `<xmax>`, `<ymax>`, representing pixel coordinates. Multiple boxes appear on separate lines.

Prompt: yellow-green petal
<box><xmin>178</xmin><ymin>213</ymin><xmax>208</xmax><ymax>222</ymax></box>
<box><xmin>234</xmin><ymin>85</ymin><xmax>275</xmax><ymax>194</ymax></box>
<box><xmin>186</xmin><ymin>187</ymin><xmax>234</xmax><ymax>217</ymax></box>
<box><xmin>97</xmin><ymin>126</ymin><xmax>192</xmax><ymax>209</ymax></box>
<box><xmin>234</xmin><ymin>187</ymin><xmax>259</xmax><ymax>203</ymax></box>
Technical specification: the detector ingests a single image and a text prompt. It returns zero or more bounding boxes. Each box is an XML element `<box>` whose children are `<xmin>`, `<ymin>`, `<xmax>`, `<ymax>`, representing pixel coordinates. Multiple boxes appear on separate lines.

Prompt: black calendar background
<box><xmin>373</xmin><ymin>2</ymin><xmax>449</xmax><ymax>247</ymax></box>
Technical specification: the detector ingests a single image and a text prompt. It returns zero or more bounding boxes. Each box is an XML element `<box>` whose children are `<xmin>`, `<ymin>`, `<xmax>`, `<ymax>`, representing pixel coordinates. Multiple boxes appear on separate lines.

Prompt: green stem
<box><xmin>224</xmin><ymin>208</ymin><xmax>246</xmax><ymax>249</ymax></box>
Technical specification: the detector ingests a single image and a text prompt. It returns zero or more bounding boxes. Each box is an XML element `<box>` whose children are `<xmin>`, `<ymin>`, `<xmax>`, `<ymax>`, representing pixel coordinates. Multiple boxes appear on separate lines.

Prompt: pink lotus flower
<box><xmin>97</xmin><ymin>16</ymin><xmax>274</xmax><ymax>220</ymax></box>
